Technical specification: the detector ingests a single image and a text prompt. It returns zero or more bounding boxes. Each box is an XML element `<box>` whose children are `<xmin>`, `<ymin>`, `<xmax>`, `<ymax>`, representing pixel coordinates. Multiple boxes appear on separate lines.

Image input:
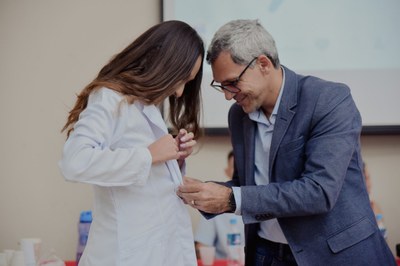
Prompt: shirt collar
<box><xmin>249</xmin><ymin>66</ymin><xmax>285</xmax><ymax>124</ymax></box>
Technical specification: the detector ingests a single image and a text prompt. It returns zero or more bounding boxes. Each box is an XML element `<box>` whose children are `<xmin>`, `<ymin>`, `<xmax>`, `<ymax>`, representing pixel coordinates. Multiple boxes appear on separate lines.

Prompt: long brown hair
<box><xmin>62</xmin><ymin>20</ymin><xmax>204</xmax><ymax>138</ymax></box>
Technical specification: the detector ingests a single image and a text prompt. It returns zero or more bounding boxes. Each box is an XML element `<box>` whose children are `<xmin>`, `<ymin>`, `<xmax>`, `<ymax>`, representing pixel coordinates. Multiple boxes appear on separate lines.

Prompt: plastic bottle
<box><xmin>376</xmin><ymin>213</ymin><xmax>387</xmax><ymax>239</ymax></box>
<box><xmin>227</xmin><ymin>217</ymin><xmax>242</xmax><ymax>266</ymax></box>
<box><xmin>76</xmin><ymin>210</ymin><xmax>92</xmax><ymax>264</ymax></box>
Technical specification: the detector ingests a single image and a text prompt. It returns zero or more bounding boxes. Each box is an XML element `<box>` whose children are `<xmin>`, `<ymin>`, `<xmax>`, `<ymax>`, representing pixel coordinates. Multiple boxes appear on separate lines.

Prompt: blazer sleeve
<box><xmin>58</xmin><ymin>88</ymin><xmax>152</xmax><ymax>187</ymax></box>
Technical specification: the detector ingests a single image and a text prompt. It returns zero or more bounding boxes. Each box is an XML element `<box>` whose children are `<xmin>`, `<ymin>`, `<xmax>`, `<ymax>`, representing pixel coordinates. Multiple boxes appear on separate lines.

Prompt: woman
<box><xmin>59</xmin><ymin>20</ymin><xmax>204</xmax><ymax>266</ymax></box>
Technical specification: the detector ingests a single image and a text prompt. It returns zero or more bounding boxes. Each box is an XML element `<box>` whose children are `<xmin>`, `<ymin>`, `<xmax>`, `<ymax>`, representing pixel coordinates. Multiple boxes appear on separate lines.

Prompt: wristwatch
<box><xmin>228</xmin><ymin>188</ymin><xmax>236</xmax><ymax>212</ymax></box>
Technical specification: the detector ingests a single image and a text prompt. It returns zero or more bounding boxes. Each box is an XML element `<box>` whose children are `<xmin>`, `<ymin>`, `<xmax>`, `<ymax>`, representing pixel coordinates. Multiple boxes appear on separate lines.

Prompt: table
<box><xmin>65</xmin><ymin>260</ymin><xmax>228</xmax><ymax>266</ymax></box>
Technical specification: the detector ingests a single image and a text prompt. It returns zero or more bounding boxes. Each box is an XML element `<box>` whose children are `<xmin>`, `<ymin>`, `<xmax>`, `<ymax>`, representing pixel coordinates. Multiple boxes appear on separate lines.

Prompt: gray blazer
<box><xmin>228</xmin><ymin>66</ymin><xmax>395</xmax><ymax>265</ymax></box>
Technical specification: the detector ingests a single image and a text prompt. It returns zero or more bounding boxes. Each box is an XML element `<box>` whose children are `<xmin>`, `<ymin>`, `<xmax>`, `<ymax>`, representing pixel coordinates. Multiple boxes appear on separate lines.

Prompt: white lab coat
<box><xmin>59</xmin><ymin>87</ymin><xmax>197</xmax><ymax>266</ymax></box>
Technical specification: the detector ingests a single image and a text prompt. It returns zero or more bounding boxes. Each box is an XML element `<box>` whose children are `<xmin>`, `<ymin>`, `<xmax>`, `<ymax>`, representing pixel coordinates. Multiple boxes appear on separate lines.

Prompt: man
<box><xmin>177</xmin><ymin>19</ymin><xmax>396</xmax><ymax>266</ymax></box>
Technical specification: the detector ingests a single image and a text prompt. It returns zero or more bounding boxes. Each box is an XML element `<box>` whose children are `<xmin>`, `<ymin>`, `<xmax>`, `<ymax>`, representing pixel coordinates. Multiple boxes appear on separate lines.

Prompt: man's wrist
<box><xmin>228</xmin><ymin>188</ymin><xmax>236</xmax><ymax>212</ymax></box>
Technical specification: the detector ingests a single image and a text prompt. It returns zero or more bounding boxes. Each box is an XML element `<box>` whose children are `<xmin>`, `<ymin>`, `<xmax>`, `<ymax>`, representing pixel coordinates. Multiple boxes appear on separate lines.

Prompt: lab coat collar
<box><xmin>141</xmin><ymin>103</ymin><xmax>183</xmax><ymax>186</ymax></box>
<box><xmin>141</xmin><ymin>104</ymin><xmax>168</xmax><ymax>135</ymax></box>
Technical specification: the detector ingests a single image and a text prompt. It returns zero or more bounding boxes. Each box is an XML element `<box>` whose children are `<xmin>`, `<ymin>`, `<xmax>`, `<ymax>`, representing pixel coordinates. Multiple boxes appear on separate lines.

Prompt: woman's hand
<box><xmin>147</xmin><ymin>129</ymin><xmax>196</xmax><ymax>166</ymax></box>
<box><xmin>148</xmin><ymin>134</ymin><xmax>179</xmax><ymax>164</ymax></box>
<box><xmin>175</xmin><ymin>129</ymin><xmax>197</xmax><ymax>166</ymax></box>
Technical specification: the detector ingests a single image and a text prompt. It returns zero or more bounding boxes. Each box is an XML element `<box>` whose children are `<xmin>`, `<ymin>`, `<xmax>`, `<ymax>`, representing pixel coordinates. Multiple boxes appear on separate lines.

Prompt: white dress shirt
<box><xmin>233</xmin><ymin>67</ymin><xmax>288</xmax><ymax>244</ymax></box>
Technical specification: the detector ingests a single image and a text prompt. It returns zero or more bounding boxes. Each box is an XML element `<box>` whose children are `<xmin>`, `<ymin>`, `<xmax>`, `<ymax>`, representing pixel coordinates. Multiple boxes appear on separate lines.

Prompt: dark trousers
<box><xmin>252</xmin><ymin>236</ymin><xmax>298</xmax><ymax>266</ymax></box>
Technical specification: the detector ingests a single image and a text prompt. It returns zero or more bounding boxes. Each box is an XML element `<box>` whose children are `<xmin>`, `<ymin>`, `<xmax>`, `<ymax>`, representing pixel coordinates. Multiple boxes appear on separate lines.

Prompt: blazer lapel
<box><xmin>243</xmin><ymin>116</ymin><xmax>256</xmax><ymax>186</ymax></box>
<box><xmin>269</xmin><ymin>66</ymin><xmax>298</xmax><ymax>176</ymax></box>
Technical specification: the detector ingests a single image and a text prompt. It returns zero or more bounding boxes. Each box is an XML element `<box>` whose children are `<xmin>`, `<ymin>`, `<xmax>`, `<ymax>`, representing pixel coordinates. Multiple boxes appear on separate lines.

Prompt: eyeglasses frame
<box><xmin>210</xmin><ymin>57</ymin><xmax>258</xmax><ymax>94</ymax></box>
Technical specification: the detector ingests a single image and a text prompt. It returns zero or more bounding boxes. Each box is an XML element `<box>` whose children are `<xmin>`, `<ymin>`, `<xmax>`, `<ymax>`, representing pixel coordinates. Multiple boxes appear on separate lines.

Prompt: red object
<box><xmin>66</xmin><ymin>259</ymin><xmax>229</xmax><ymax>266</ymax></box>
<box><xmin>197</xmin><ymin>259</ymin><xmax>228</xmax><ymax>266</ymax></box>
<box><xmin>67</xmin><ymin>258</ymin><xmax>399</xmax><ymax>266</ymax></box>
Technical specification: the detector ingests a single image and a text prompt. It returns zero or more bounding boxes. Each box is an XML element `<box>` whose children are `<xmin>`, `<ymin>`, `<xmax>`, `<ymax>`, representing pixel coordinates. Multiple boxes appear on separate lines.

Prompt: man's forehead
<box><xmin>211</xmin><ymin>52</ymin><xmax>240</xmax><ymax>82</ymax></box>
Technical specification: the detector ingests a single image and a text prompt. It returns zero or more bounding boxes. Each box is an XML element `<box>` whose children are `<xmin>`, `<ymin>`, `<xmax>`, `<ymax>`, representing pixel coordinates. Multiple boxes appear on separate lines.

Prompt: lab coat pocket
<box><xmin>326</xmin><ymin>217</ymin><xmax>376</xmax><ymax>254</ymax></box>
<box><xmin>120</xmin><ymin>225</ymin><xmax>167</xmax><ymax>265</ymax></box>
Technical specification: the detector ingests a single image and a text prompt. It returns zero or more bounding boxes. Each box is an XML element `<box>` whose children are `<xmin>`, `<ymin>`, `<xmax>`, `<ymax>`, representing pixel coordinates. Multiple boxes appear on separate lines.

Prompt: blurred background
<box><xmin>0</xmin><ymin>0</ymin><xmax>399</xmax><ymax>261</ymax></box>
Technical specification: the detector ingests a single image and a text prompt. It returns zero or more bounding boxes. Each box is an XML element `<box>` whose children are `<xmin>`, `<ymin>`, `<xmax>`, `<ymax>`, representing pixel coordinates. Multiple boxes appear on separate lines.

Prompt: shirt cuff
<box><xmin>232</xmin><ymin>186</ymin><xmax>241</xmax><ymax>215</ymax></box>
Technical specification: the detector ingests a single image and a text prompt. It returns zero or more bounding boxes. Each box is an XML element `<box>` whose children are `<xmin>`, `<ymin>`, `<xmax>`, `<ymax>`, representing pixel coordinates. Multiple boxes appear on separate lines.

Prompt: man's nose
<box><xmin>223</xmin><ymin>90</ymin><xmax>236</xmax><ymax>100</ymax></box>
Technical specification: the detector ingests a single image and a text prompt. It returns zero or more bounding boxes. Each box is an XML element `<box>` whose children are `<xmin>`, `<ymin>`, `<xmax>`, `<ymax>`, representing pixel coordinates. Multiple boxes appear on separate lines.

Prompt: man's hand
<box><xmin>177</xmin><ymin>177</ymin><xmax>232</xmax><ymax>214</ymax></box>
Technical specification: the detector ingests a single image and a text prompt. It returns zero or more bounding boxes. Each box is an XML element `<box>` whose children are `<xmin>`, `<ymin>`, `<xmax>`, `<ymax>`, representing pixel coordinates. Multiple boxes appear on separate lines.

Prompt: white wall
<box><xmin>0</xmin><ymin>0</ymin><xmax>399</xmax><ymax>261</ymax></box>
<box><xmin>0</xmin><ymin>0</ymin><xmax>160</xmax><ymax>260</ymax></box>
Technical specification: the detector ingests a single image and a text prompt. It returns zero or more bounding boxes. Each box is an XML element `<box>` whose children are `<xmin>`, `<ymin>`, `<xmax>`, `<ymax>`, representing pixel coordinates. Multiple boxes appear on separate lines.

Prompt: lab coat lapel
<box><xmin>142</xmin><ymin>105</ymin><xmax>168</xmax><ymax>135</ymax></box>
<box><xmin>142</xmin><ymin>105</ymin><xmax>183</xmax><ymax>186</ymax></box>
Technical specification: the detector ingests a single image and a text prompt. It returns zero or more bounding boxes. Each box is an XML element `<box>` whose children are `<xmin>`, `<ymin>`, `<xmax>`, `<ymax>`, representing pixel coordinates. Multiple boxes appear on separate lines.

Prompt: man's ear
<box><xmin>257</xmin><ymin>54</ymin><xmax>273</xmax><ymax>73</ymax></box>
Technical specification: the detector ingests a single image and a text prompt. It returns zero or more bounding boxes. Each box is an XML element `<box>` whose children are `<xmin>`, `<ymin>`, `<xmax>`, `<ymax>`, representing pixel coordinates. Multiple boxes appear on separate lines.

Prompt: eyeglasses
<box><xmin>210</xmin><ymin>57</ymin><xmax>257</xmax><ymax>94</ymax></box>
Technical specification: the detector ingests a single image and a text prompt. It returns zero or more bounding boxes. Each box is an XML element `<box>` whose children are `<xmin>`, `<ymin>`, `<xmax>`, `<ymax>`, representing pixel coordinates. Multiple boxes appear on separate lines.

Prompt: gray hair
<box><xmin>206</xmin><ymin>19</ymin><xmax>280</xmax><ymax>69</ymax></box>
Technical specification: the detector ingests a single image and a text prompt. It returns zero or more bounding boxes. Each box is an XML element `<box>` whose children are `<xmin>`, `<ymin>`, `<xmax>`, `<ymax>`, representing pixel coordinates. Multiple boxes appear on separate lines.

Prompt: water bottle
<box><xmin>76</xmin><ymin>210</ymin><xmax>92</xmax><ymax>264</ymax></box>
<box><xmin>376</xmin><ymin>213</ymin><xmax>387</xmax><ymax>239</ymax></box>
<box><xmin>227</xmin><ymin>217</ymin><xmax>242</xmax><ymax>266</ymax></box>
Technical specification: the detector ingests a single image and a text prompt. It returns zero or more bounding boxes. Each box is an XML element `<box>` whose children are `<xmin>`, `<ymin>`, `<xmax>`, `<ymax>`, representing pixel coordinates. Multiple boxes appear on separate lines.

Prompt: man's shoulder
<box><xmin>282</xmin><ymin>66</ymin><xmax>351</xmax><ymax>107</ymax></box>
<box><xmin>299</xmin><ymin>75</ymin><xmax>350</xmax><ymax>97</ymax></box>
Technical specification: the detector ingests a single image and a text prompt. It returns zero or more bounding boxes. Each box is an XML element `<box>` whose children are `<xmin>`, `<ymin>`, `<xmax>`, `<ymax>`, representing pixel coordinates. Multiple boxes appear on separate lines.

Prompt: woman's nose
<box><xmin>175</xmin><ymin>86</ymin><xmax>185</xmax><ymax>98</ymax></box>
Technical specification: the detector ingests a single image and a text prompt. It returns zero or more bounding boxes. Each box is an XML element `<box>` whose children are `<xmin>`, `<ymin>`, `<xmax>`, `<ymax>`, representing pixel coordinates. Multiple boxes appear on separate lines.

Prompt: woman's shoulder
<box><xmin>84</xmin><ymin>87</ymin><xmax>130</xmax><ymax>120</ymax></box>
<box><xmin>89</xmin><ymin>87</ymin><xmax>124</xmax><ymax>103</ymax></box>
